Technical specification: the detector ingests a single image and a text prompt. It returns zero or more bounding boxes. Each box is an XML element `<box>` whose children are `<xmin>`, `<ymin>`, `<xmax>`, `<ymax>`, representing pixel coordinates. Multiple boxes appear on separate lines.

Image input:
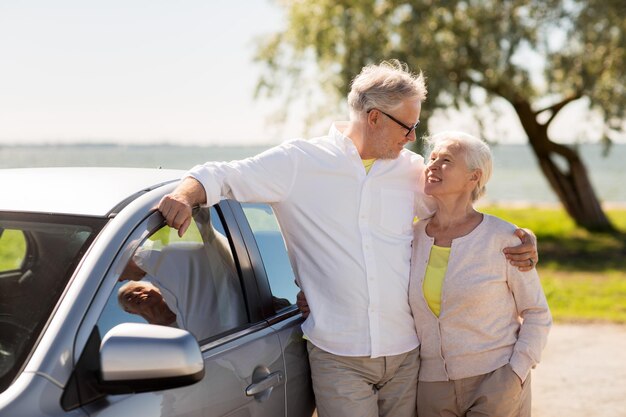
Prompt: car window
<box><xmin>97</xmin><ymin>206</ymin><xmax>248</xmax><ymax>343</ymax></box>
<box><xmin>0</xmin><ymin>214</ymin><xmax>104</xmax><ymax>395</ymax></box>
<box><xmin>240</xmin><ymin>203</ymin><xmax>298</xmax><ymax>310</ymax></box>
<box><xmin>0</xmin><ymin>229</ymin><xmax>27</xmax><ymax>271</ymax></box>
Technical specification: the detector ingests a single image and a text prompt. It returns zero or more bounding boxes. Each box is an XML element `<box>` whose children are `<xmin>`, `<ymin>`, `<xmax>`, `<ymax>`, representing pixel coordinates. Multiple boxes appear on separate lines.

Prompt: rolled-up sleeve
<box><xmin>186</xmin><ymin>142</ymin><xmax>299</xmax><ymax>207</ymax></box>
<box><xmin>507</xmin><ymin>261</ymin><xmax>552</xmax><ymax>382</ymax></box>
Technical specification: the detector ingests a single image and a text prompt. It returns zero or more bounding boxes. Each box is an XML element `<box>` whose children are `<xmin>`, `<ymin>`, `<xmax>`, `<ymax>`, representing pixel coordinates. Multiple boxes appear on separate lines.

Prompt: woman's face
<box><xmin>424</xmin><ymin>140</ymin><xmax>477</xmax><ymax>198</ymax></box>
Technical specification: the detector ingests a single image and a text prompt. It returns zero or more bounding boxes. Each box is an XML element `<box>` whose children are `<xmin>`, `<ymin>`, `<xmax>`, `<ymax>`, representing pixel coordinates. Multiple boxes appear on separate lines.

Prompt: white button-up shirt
<box><xmin>188</xmin><ymin>123</ymin><xmax>434</xmax><ymax>357</ymax></box>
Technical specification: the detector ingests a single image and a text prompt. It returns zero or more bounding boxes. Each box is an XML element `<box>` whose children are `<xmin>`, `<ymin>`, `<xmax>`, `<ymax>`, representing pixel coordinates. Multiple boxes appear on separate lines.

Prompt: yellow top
<box><xmin>362</xmin><ymin>158</ymin><xmax>376</xmax><ymax>174</ymax></box>
<box><xmin>423</xmin><ymin>245</ymin><xmax>451</xmax><ymax>317</ymax></box>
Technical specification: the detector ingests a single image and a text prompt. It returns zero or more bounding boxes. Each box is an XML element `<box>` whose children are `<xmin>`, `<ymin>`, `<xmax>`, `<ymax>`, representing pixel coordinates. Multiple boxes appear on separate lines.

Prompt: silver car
<box><xmin>0</xmin><ymin>167</ymin><xmax>315</xmax><ymax>417</ymax></box>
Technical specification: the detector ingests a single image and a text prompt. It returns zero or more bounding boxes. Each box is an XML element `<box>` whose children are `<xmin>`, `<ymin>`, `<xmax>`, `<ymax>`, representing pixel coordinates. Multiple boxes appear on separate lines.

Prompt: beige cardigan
<box><xmin>409</xmin><ymin>214</ymin><xmax>552</xmax><ymax>382</ymax></box>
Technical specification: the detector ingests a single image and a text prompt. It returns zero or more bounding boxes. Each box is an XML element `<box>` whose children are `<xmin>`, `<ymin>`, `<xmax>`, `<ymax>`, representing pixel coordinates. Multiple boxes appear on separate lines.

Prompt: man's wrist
<box><xmin>179</xmin><ymin>176</ymin><xmax>207</xmax><ymax>206</ymax></box>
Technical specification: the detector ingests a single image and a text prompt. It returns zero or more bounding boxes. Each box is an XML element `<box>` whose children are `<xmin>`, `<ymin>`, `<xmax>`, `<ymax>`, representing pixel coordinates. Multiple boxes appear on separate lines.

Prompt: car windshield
<box><xmin>0</xmin><ymin>213</ymin><xmax>105</xmax><ymax>394</ymax></box>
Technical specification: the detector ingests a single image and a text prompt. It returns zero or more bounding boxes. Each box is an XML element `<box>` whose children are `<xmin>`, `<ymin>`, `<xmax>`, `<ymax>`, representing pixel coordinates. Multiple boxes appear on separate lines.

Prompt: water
<box><xmin>0</xmin><ymin>144</ymin><xmax>270</xmax><ymax>171</ymax></box>
<box><xmin>1</xmin><ymin>143</ymin><xmax>625</xmax><ymax>204</ymax></box>
<box><xmin>485</xmin><ymin>143</ymin><xmax>626</xmax><ymax>205</ymax></box>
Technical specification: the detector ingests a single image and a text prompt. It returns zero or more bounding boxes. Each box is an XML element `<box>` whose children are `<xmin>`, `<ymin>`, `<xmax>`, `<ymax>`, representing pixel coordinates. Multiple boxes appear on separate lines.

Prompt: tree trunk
<box><xmin>513</xmin><ymin>100</ymin><xmax>615</xmax><ymax>232</ymax></box>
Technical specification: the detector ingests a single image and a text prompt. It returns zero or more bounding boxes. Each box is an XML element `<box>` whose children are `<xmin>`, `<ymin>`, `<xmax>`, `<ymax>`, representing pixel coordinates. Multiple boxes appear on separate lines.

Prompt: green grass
<box><xmin>481</xmin><ymin>206</ymin><xmax>626</xmax><ymax>323</ymax></box>
<box><xmin>0</xmin><ymin>229</ymin><xmax>26</xmax><ymax>270</ymax></box>
<box><xmin>541</xmin><ymin>271</ymin><xmax>626</xmax><ymax>323</ymax></box>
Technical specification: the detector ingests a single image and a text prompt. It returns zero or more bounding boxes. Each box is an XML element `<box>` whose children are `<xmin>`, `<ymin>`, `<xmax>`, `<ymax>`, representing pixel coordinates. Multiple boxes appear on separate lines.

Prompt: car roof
<box><xmin>0</xmin><ymin>167</ymin><xmax>185</xmax><ymax>217</ymax></box>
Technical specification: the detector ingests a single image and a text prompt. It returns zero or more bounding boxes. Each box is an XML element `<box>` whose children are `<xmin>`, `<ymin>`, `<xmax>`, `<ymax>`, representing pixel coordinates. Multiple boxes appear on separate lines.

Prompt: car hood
<box><xmin>0</xmin><ymin>167</ymin><xmax>184</xmax><ymax>216</ymax></box>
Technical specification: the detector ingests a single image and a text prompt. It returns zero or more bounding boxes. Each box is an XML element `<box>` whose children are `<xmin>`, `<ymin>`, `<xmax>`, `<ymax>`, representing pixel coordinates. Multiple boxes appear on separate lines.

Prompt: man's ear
<box><xmin>367</xmin><ymin>109</ymin><xmax>379</xmax><ymax>127</ymax></box>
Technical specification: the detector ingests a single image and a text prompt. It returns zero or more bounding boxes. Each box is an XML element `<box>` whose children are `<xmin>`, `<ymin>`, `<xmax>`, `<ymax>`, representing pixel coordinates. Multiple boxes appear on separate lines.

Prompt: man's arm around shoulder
<box><xmin>503</xmin><ymin>228</ymin><xmax>538</xmax><ymax>272</ymax></box>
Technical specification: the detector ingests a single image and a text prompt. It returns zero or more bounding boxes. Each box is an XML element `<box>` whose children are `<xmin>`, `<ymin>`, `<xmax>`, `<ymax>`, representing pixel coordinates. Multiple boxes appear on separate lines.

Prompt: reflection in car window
<box><xmin>241</xmin><ymin>203</ymin><xmax>298</xmax><ymax>310</ymax></box>
<box><xmin>0</xmin><ymin>214</ymin><xmax>104</xmax><ymax>395</ymax></box>
<box><xmin>98</xmin><ymin>207</ymin><xmax>248</xmax><ymax>343</ymax></box>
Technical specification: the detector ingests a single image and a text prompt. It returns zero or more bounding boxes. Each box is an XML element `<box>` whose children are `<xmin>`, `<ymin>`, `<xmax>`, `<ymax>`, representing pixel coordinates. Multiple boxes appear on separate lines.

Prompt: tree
<box><xmin>255</xmin><ymin>0</ymin><xmax>626</xmax><ymax>232</ymax></box>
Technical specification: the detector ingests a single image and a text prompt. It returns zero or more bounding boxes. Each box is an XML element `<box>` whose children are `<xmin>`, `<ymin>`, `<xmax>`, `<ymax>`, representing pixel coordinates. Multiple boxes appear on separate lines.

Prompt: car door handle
<box><xmin>245</xmin><ymin>370</ymin><xmax>284</xmax><ymax>397</ymax></box>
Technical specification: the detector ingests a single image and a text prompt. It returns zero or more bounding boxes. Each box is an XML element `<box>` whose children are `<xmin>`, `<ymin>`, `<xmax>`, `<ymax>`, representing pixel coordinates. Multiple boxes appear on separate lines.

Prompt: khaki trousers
<box><xmin>307</xmin><ymin>341</ymin><xmax>420</xmax><ymax>417</ymax></box>
<box><xmin>417</xmin><ymin>364</ymin><xmax>531</xmax><ymax>417</ymax></box>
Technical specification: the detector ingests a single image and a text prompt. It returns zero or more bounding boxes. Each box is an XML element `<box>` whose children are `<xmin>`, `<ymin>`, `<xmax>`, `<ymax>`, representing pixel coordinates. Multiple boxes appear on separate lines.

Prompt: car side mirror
<box><xmin>99</xmin><ymin>323</ymin><xmax>204</xmax><ymax>394</ymax></box>
<box><xmin>62</xmin><ymin>323</ymin><xmax>204</xmax><ymax>410</ymax></box>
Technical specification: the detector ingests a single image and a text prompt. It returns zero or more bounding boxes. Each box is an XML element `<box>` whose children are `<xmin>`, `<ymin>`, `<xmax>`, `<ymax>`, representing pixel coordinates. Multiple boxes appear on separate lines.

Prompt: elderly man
<box><xmin>158</xmin><ymin>60</ymin><xmax>537</xmax><ymax>417</ymax></box>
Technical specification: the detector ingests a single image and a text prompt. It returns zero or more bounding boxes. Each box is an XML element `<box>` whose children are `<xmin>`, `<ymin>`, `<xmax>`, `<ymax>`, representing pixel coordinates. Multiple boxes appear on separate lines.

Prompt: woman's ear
<box><xmin>470</xmin><ymin>169</ymin><xmax>482</xmax><ymax>183</ymax></box>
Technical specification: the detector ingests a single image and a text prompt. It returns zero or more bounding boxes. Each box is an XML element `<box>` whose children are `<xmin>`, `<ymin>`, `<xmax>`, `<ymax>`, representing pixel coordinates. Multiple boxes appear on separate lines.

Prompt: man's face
<box><xmin>368</xmin><ymin>99</ymin><xmax>421</xmax><ymax>160</ymax></box>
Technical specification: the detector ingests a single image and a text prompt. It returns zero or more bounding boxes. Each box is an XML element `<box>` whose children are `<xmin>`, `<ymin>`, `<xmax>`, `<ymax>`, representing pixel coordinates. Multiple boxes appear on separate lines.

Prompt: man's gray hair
<box><xmin>427</xmin><ymin>131</ymin><xmax>493</xmax><ymax>202</ymax></box>
<box><xmin>348</xmin><ymin>60</ymin><xmax>427</xmax><ymax>119</ymax></box>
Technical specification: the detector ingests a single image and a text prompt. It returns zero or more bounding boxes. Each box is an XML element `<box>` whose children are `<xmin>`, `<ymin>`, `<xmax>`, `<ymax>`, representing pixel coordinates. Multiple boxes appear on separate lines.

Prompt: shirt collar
<box><xmin>328</xmin><ymin>122</ymin><xmax>359</xmax><ymax>155</ymax></box>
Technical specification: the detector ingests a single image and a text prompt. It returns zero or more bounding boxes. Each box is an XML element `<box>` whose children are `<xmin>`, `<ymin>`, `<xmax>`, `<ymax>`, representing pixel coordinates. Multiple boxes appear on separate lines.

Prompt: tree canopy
<box><xmin>256</xmin><ymin>0</ymin><xmax>626</xmax><ymax>231</ymax></box>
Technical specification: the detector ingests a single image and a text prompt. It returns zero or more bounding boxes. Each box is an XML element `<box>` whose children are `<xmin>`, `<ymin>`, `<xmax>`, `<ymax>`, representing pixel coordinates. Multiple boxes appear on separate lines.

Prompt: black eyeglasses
<box><xmin>368</xmin><ymin>108</ymin><xmax>420</xmax><ymax>138</ymax></box>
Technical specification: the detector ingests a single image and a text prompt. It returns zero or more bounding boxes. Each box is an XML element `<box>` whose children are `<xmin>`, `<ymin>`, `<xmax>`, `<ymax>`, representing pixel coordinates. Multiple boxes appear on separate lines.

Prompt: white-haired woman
<box><xmin>409</xmin><ymin>131</ymin><xmax>552</xmax><ymax>417</ymax></box>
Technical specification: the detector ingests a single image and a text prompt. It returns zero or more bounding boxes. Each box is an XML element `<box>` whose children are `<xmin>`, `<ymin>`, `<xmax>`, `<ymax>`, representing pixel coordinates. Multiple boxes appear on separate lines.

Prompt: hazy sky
<box><xmin>0</xmin><ymin>1</ymin><xmax>618</xmax><ymax>146</ymax></box>
<box><xmin>0</xmin><ymin>0</ymin><xmax>298</xmax><ymax>145</ymax></box>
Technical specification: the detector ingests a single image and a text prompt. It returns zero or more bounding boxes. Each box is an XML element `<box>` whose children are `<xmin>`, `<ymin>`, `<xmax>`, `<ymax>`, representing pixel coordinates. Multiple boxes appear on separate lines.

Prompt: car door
<box><xmin>79</xmin><ymin>202</ymin><xmax>288</xmax><ymax>417</ymax></box>
<box><xmin>231</xmin><ymin>202</ymin><xmax>315</xmax><ymax>417</ymax></box>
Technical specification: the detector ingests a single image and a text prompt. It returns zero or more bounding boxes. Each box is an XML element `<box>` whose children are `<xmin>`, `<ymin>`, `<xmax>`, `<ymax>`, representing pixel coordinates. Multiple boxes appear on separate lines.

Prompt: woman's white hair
<box><xmin>427</xmin><ymin>131</ymin><xmax>493</xmax><ymax>202</ymax></box>
<box><xmin>347</xmin><ymin>60</ymin><xmax>427</xmax><ymax>119</ymax></box>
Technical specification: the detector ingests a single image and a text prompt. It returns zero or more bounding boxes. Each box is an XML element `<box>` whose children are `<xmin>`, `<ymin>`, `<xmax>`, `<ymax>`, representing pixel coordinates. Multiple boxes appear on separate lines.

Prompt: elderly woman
<box><xmin>409</xmin><ymin>131</ymin><xmax>552</xmax><ymax>417</ymax></box>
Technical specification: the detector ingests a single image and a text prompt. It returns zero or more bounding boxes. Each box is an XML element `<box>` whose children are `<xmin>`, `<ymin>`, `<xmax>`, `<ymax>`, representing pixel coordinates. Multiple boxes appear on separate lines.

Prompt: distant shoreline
<box><xmin>0</xmin><ymin>143</ymin><xmax>277</xmax><ymax>149</ymax></box>
<box><xmin>3</xmin><ymin>143</ymin><xmax>625</xmax><ymax>204</ymax></box>
<box><xmin>1</xmin><ymin>142</ymin><xmax>625</xmax><ymax>148</ymax></box>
